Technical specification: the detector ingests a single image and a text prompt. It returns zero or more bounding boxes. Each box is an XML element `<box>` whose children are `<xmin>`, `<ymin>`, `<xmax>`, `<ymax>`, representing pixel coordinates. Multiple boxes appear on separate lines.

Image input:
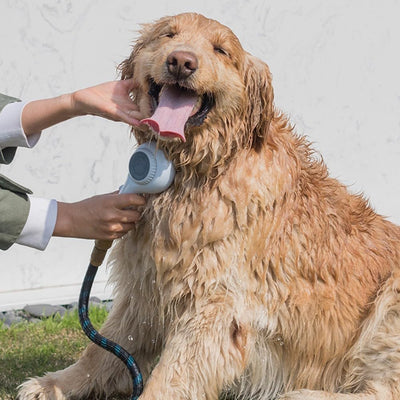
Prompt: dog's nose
<box><xmin>166</xmin><ymin>51</ymin><xmax>198</xmax><ymax>79</ymax></box>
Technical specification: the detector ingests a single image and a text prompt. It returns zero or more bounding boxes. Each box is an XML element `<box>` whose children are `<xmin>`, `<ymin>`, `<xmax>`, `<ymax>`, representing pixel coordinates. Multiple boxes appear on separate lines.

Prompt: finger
<box><xmin>123</xmin><ymin>109</ymin><xmax>143</xmax><ymax>124</ymax></box>
<box><xmin>114</xmin><ymin>108</ymin><xmax>142</xmax><ymax>126</ymax></box>
<box><xmin>122</xmin><ymin>78</ymin><xmax>139</xmax><ymax>91</ymax></box>
<box><xmin>110</xmin><ymin>222</ymin><xmax>137</xmax><ymax>239</ymax></box>
<box><xmin>124</xmin><ymin>101</ymin><xmax>140</xmax><ymax>111</ymax></box>
<box><xmin>115</xmin><ymin>193</ymin><xmax>146</xmax><ymax>209</ymax></box>
<box><xmin>119</xmin><ymin>209</ymin><xmax>142</xmax><ymax>224</ymax></box>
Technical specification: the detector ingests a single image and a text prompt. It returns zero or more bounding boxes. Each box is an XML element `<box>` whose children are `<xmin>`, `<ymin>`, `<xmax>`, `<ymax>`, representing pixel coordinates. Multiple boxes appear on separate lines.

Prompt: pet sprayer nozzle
<box><xmin>119</xmin><ymin>141</ymin><xmax>175</xmax><ymax>194</ymax></box>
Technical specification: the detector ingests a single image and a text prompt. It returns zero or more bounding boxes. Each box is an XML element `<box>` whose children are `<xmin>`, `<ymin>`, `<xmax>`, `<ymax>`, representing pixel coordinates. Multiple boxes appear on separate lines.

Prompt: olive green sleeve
<box><xmin>0</xmin><ymin>175</ymin><xmax>31</xmax><ymax>250</ymax></box>
<box><xmin>0</xmin><ymin>94</ymin><xmax>32</xmax><ymax>250</ymax></box>
<box><xmin>0</xmin><ymin>93</ymin><xmax>21</xmax><ymax>165</ymax></box>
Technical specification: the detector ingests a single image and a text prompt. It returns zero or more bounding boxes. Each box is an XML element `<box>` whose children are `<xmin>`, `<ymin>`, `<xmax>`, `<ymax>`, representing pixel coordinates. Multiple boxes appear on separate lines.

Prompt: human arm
<box><xmin>1</xmin><ymin>80</ymin><xmax>141</xmax><ymax>165</ymax></box>
<box><xmin>19</xmin><ymin>80</ymin><xmax>146</xmax><ymax>244</ymax></box>
<box><xmin>53</xmin><ymin>193</ymin><xmax>145</xmax><ymax>240</ymax></box>
<box><xmin>21</xmin><ymin>79</ymin><xmax>142</xmax><ymax>136</ymax></box>
<box><xmin>12</xmin><ymin>192</ymin><xmax>145</xmax><ymax>250</ymax></box>
<box><xmin>0</xmin><ymin>82</ymin><xmax>144</xmax><ymax>250</ymax></box>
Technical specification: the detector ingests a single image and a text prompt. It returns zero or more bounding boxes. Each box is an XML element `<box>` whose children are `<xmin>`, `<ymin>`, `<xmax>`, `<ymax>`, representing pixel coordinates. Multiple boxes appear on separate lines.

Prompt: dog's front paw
<box><xmin>17</xmin><ymin>376</ymin><xmax>67</xmax><ymax>400</ymax></box>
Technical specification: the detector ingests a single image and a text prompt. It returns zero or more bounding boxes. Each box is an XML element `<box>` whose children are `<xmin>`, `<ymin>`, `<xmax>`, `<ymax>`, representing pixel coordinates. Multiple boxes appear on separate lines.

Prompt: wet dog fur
<box><xmin>18</xmin><ymin>12</ymin><xmax>400</xmax><ymax>400</ymax></box>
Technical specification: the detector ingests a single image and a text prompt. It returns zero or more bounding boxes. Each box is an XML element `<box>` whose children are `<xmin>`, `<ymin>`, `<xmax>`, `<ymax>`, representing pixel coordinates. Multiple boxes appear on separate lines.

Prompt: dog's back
<box><xmin>230</xmin><ymin>115</ymin><xmax>400</xmax><ymax>397</ymax></box>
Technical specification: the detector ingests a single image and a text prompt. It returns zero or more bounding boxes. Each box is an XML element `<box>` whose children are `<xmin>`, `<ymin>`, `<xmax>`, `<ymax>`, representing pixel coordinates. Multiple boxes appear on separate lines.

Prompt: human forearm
<box><xmin>13</xmin><ymin>192</ymin><xmax>145</xmax><ymax>250</ymax></box>
<box><xmin>21</xmin><ymin>79</ymin><xmax>142</xmax><ymax>136</ymax></box>
<box><xmin>21</xmin><ymin>94</ymin><xmax>74</xmax><ymax>136</ymax></box>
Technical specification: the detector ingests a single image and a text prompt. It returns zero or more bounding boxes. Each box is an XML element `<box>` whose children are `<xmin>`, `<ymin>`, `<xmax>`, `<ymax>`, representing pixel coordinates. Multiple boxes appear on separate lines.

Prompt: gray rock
<box><xmin>104</xmin><ymin>301</ymin><xmax>113</xmax><ymax>312</ymax></box>
<box><xmin>89</xmin><ymin>301</ymin><xmax>104</xmax><ymax>309</ymax></box>
<box><xmin>66</xmin><ymin>301</ymin><xmax>78</xmax><ymax>311</ymax></box>
<box><xmin>64</xmin><ymin>299</ymin><xmax>106</xmax><ymax>313</ymax></box>
<box><xmin>0</xmin><ymin>311</ymin><xmax>25</xmax><ymax>327</ymax></box>
<box><xmin>89</xmin><ymin>296</ymin><xmax>102</xmax><ymax>304</ymax></box>
<box><xmin>28</xmin><ymin>317</ymin><xmax>42</xmax><ymax>324</ymax></box>
<box><xmin>23</xmin><ymin>304</ymin><xmax>67</xmax><ymax>318</ymax></box>
<box><xmin>1</xmin><ymin>298</ymin><xmax>111</xmax><ymax>326</ymax></box>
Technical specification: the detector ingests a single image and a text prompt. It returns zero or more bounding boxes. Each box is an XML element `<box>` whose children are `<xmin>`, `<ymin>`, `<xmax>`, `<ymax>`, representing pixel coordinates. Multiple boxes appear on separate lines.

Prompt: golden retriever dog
<box><xmin>18</xmin><ymin>12</ymin><xmax>400</xmax><ymax>400</ymax></box>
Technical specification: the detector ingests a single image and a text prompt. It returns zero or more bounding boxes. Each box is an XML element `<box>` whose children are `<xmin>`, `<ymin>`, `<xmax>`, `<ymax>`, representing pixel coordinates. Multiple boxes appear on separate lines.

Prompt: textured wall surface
<box><xmin>0</xmin><ymin>0</ymin><xmax>399</xmax><ymax>310</ymax></box>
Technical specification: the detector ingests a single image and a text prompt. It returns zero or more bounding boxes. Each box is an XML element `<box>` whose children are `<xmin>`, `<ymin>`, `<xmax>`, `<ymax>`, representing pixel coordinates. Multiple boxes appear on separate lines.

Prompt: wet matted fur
<box><xmin>18</xmin><ymin>13</ymin><xmax>400</xmax><ymax>400</ymax></box>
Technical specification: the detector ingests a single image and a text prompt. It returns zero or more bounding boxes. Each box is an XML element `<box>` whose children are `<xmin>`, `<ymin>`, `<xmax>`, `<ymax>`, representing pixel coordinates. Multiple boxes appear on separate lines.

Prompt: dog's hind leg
<box><xmin>280</xmin><ymin>273</ymin><xmax>400</xmax><ymax>400</ymax></box>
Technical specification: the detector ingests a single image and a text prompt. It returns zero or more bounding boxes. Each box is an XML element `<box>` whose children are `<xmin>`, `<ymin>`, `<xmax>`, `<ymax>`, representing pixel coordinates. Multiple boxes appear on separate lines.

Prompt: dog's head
<box><xmin>120</xmin><ymin>13</ymin><xmax>274</xmax><ymax>176</ymax></box>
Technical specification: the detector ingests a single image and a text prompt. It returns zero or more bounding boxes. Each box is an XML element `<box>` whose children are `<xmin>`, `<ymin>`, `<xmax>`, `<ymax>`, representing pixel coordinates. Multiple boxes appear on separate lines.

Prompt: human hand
<box><xmin>53</xmin><ymin>192</ymin><xmax>146</xmax><ymax>240</ymax></box>
<box><xmin>21</xmin><ymin>79</ymin><xmax>142</xmax><ymax>136</ymax></box>
<box><xmin>70</xmin><ymin>79</ymin><xmax>143</xmax><ymax>126</ymax></box>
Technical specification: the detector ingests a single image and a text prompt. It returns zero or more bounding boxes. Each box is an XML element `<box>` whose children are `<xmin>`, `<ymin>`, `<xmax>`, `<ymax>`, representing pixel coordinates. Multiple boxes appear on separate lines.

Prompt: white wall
<box><xmin>0</xmin><ymin>0</ymin><xmax>399</xmax><ymax>311</ymax></box>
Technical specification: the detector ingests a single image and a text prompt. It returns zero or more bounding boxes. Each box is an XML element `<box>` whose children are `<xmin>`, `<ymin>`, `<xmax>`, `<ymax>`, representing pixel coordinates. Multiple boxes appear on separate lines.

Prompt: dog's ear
<box><xmin>119</xmin><ymin>20</ymin><xmax>158</xmax><ymax>79</ymax></box>
<box><xmin>243</xmin><ymin>53</ymin><xmax>274</xmax><ymax>148</ymax></box>
<box><xmin>119</xmin><ymin>18</ymin><xmax>171</xmax><ymax>80</ymax></box>
<box><xmin>118</xmin><ymin>39</ymin><xmax>144</xmax><ymax>80</ymax></box>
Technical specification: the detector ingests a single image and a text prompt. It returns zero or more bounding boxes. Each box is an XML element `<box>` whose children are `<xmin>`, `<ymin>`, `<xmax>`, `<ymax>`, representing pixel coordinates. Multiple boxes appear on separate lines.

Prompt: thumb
<box><xmin>123</xmin><ymin>77</ymin><xmax>139</xmax><ymax>92</ymax></box>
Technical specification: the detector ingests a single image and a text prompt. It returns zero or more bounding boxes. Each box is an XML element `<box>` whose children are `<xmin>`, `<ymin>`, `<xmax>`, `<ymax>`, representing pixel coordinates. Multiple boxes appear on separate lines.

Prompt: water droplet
<box><xmin>128</xmin><ymin>335</ymin><xmax>134</xmax><ymax>341</ymax></box>
<box><xmin>274</xmin><ymin>335</ymin><xmax>284</xmax><ymax>346</ymax></box>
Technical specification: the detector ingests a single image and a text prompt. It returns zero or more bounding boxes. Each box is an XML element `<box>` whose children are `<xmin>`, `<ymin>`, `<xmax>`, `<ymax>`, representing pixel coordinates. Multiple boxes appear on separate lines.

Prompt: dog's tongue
<box><xmin>141</xmin><ymin>85</ymin><xmax>198</xmax><ymax>142</ymax></box>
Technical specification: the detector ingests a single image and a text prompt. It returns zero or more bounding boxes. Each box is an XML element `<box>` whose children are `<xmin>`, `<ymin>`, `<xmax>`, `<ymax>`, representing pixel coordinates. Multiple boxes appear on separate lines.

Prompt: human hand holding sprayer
<box><xmin>89</xmin><ymin>141</ymin><xmax>175</xmax><ymax>266</ymax></box>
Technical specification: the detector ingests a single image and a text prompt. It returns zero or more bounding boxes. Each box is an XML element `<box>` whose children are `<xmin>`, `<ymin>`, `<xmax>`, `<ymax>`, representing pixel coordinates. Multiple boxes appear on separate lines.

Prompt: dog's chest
<box><xmin>141</xmin><ymin>191</ymin><xmax>234</xmax><ymax>267</ymax></box>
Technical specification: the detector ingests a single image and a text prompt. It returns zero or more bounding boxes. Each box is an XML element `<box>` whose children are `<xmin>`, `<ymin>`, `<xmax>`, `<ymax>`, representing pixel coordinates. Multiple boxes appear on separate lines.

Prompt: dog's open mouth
<box><xmin>140</xmin><ymin>80</ymin><xmax>214</xmax><ymax>142</ymax></box>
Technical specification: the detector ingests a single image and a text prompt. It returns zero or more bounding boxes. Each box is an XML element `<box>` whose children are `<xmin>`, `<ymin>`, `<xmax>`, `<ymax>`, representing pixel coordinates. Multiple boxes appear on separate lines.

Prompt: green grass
<box><xmin>0</xmin><ymin>306</ymin><xmax>116</xmax><ymax>400</ymax></box>
<box><xmin>1</xmin><ymin>308</ymin><xmax>235</xmax><ymax>400</ymax></box>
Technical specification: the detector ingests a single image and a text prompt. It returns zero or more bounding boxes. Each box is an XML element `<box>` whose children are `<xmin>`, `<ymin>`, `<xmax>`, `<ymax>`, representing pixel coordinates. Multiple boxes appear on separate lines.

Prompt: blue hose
<box><xmin>78</xmin><ymin>263</ymin><xmax>143</xmax><ymax>399</ymax></box>
<box><xmin>77</xmin><ymin>141</ymin><xmax>175</xmax><ymax>399</ymax></box>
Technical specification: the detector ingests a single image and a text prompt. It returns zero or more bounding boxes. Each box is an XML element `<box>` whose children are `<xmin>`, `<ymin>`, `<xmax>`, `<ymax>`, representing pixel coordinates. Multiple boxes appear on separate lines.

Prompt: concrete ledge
<box><xmin>0</xmin><ymin>280</ymin><xmax>113</xmax><ymax>312</ymax></box>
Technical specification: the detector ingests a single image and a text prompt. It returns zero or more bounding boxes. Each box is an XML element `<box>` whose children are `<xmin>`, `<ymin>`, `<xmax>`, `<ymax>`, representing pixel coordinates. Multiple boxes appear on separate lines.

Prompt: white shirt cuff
<box><xmin>0</xmin><ymin>101</ymin><xmax>41</xmax><ymax>149</ymax></box>
<box><xmin>16</xmin><ymin>196</ymin><xmax>58</xmax><ymax>250</ymax></box>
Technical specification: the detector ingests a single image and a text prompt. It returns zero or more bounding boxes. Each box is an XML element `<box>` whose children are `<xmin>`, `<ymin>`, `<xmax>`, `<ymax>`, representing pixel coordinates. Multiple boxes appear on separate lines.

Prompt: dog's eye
<box><xmin>214</xmin><ymin>46</ymin><xmax>229</xmax><ymax>57</ymax></box>
<box><xmin>161</xmin><ymin>32</ymin><xmax>176</xmax><ymax>39</ymax></box>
